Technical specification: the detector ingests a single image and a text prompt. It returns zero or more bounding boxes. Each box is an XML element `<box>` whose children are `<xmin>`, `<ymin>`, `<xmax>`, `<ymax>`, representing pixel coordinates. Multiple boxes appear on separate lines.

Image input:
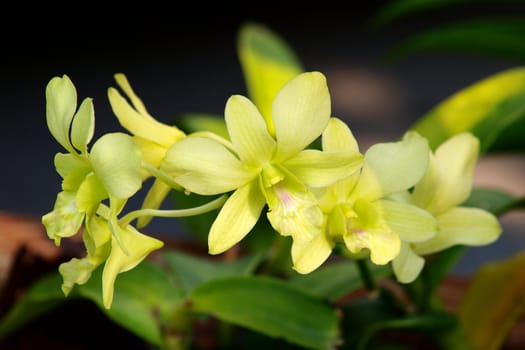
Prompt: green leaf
<box><xmin>368</xmin><ymin>0</ymin><xmax>524</xmax><ymax>28</ymax></box>
<box><xmin>463</xmin><ymin>187</ymin><xmax>519</xmax><ymax>215</ymax></box>
<box><xmin>385</xmin><ymin>18</ymin><xmax>525</xmax><ymax>63</ymax></box>
<box><xmin>177</xmin><ymin>113</ymin><xmax>229</xmax><ymax>140</ymax></box>
<box><xmin>237</xmin><ymin>21</ymin><xmax>303</xmax><ymax>135</ymax></box>
<box><xmin>76</xmin><ymin>261</ymin><xmax>184</xmax><ymax>346</ymax></box>
<box><xmin>45</xmin><ymin>74</ymin><xmax>77</xmax><ymax>153</ymax></box>
<box><xmin>90</xmin><ymin>132</ymin><xmax>143</xmax><ymax>199</ymax></box>
<box><xmin>410</xmin><ymin>67</ymin><xmax>525</xmax><ymax>153</ymax></box>
<box><xmin>71</xmin><ymin>97</ymin><xmax>95</xmax><ymax>154</ymax></box>
<box><xmin>189</xmin><ymin>276</ymin><xmax>340</xmax><ymax>350</ymax></box>
<box><xmin>163</xmin><ymin>250</ymin><xmax>262</xmax><ymax>293</ymax></box>
<box><xmin>0</xmin><ymin>272</ymin><xmax>65</xmax><ymax>337</ymax></box>
<box><xmin>289</xmin><ymin>260</ymin><xmax>392</xmax><ymax>302</ymax></box>
<box><xmin>458</xmin><ymin>252</ymin><xmax>525</xmax><ymax>350</ymax></box>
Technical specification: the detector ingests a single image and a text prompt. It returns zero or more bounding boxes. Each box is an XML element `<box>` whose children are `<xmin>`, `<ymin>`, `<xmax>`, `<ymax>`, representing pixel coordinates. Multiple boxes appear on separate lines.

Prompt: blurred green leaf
<box><xmin>189</xmin><ymin>276</ymin><xmax>340</xmax><ymax>350</ymax></box>
<box><xmin>384</xmin><ymin>18</ymin><xmax>525</xmax><ymax>63</ymax></box>
<box><xmin>464</xmin><ymin>187</ymin><xmax>521</xmax><ymax>215</ymax></box>
<box><xmin>76</xmin><ymin>261</ymin><xmax>184</xmax><ymax>346</ymax></box>
<box><xmin>238</xmin><ymin>21</ymin><xmax>303</xmax><ymax>135</ymax></box>
<box><xmin>410</xmin><ymin>67</ymin><xmax>525</xmax><ymax>152</ymax></box>
<box><xmin>458</xmin><ymin>252</ymin><xmax>525</xmax><ymax>350</ymax></box>
<box><xmin>163</xmin><ymin>250</ymin><xmax>262</xmax><ymax>293</ymax></box>
<box><xmin>176</xmin><ymin>113</ymin><xmax>229</xmax><ymax>139</ymax></box>
<box><xmin>289</xmin><ymin>260</ymin><xmax>392</xmax><ymax>302</ymax></box>
<box><xmin>0</xmin><ymin>272</ymin><xmax>65</xmax><ymax>338</ymax></box>
<box><xmin>368</xmin><ymin>0</ymin><xmax>523</xmax><ymax>29</ymax></box>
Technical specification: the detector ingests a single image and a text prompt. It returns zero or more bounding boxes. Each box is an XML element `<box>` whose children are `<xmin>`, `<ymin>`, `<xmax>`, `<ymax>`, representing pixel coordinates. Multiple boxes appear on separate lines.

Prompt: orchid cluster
<box><xmin>42</xmin><ymin>70</ymin><xmax>501</xmax><ymax>309</ymax></box>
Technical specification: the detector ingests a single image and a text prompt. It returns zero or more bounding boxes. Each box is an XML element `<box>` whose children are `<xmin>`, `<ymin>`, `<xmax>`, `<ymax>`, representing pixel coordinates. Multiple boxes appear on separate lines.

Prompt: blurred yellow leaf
<box><xmin>458</xmin><ymin>252</ymin><xmax>525</xmax><ymax>350</ymax></box>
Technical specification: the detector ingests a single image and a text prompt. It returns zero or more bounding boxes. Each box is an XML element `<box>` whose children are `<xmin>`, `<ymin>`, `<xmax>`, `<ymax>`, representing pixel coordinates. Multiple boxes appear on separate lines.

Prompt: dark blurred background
<box><xmin>1</xmin><ymin>1</ymin><xmax>524</xmax><ymax>274</ymax></box>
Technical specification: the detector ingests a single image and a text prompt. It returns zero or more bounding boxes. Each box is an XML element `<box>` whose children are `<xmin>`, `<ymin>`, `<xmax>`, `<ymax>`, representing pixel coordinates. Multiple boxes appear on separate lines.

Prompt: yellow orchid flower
<box><xmin>42</xmin><ymin>75</ymin><xmax>164</xmax><ymax>308</ymax></box>
<box><xmin>107</xmin><ymin>73</ymin><xmax>187</xmax><ymax>227</ymax></box>
<box><xmin>392</xmin><ymin>132</ymin><xmax>502</xmax><ymax>283</ymax></box>
<box><xmin>162</xmin><ymin>72</ymin><xmax>363</xmax><ymax>260</ymax></box>
<box><xmin>294</xmin><ymin>119</ymin><xmax>438</xmax><ymax>274</ymax></box>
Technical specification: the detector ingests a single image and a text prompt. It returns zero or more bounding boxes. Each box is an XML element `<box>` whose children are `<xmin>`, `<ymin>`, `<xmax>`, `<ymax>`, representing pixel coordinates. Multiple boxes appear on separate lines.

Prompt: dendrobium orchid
<box><xmin>42</xmin><ymin>75</ymin><xmax>164</xmax><ymax>308</ymax></box>
<box><xmin>161</xmin><ymin>72</ymin><xmax>363</xmax><ymax>270</ymax></box>
<box><xmin>108</xmin><ymin>73</ymin><xmax>187</xmax><ymax>228</ymax></box>
<box><xmin>392</xmin><ymin>132</ymin><xmax>502</xmax><ymax>283</ymax></box>
<box><xmin>293</xmin><ymin>119</ymin><xmax>439</xmax><ymax>274</ymax></box>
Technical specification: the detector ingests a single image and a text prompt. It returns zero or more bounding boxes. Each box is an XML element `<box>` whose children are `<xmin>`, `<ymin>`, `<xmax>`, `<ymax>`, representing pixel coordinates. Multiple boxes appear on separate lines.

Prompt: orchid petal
<box><xmin>45</xmin><ymin>75</ymin><xmax>77</xmax><ymax>153</ymax></box>
<box><xmin>284</xmin><ymin>149</ymin><xmax>363</xmax><ymax>187</ymax></box>
<box><xmin>351</xmin><ymin>131</ymin><xmax>429</xmax><ymax>202</ymax></box>
<box><xmin>71</xmin><ymin>97</ymin><xmax>95</xmax><ymax>154</ymax></box>
<box><xmin>262</xmin><ymin>167</ymin><xmax>324</xmax><ymax>243</ymax></box>
<box><xmin>84</xmin><ymin>215</ymin><xmax>112</xmax><ymax>266</ymax></box>
<box><xmin>54</xmin><ymin>153</ymin><xmax>89</xmax><ymax>180</ymax></box>
<box><xmin>42</xmin><ymin>191</ymin><xmax>84</xmax><ymax>246</ymax></box>
<box><xmin>414</xmin><ymin>207</ymin><xmax>502</xmax><ymax>255</ymax></box>
<box><xmin>107</xmin><ymin>86</ymin><xmax>185</xmax><ymax>147</ymax></box>
<box><xmin>76</xmin><ymin>173</ymin><xmax>108</xmax><ymax>215</ymax></box>
<box><xmin>322</xmin><ymin>117</ymin><xmax>359</xmax><ymax>153</ymax></box>
<box><xmin>291</xmin><ymin>233</ymin><xmax>334</xmax><ymax>274</ymax></box>
<box><xmin>344</xmin><ymin>227</ymin><xmax>401</xmax><ymax>265</ymax></box>
<box><xmin>59</xmin><ymin>257</ymin><xmax>95</xmax><ymax>296</ymax></box>
<box><xmin>113</xmin><ymin>73</ymin><xmax>151</xmax><ymax>117</ymax></box>
<box><xmin>225</xmin><ymin>94</ymin><xmax>276</xmax><ymax>166</ymax></box>
<box><xmin>162</xmin><ymin>136</ymin><xmax>257</xmax><ymax>195</ymax></box>
<box><xmin>102</xmin><ymin>225</ymin><xmax>164</xmax><ymax>308</ymax></box>
<box><xmin>344</xmin><ymin>199</ymin><xmax>401</xmax><ymax>265</ymax></box>
<box><xmin>90</xmin><ymin>132</ymin><xmax>143</xmax><ymax>199</ymax></box>
<box><xmin>273</xmin><ymin>72</ymin><xmax>331</xmax><ymax>161</ymax></box>
<box><xmin>412</xmin><ymin>132</ymin><xmax>479</xmax><ymax>215</ymax></box>
<box><xmin>137</xmin><ymin>179</ymin><xmax>172</xmax><ymax>228</ymax></box>
<box><xmin>379</xmin><ymin>200</ymin><xmax>437</xmax><ymax>243</ymax></box>
<box><xmin>133</xmin><ymin>136</ymin><xmax>168</xmax><ymax>172</ymax></box>
<box><xmin>392</xmin><ymin>243</ymin><xmax>425</xmax><ymax>283</ymax></box>
<box><xmin>208</xmin><ymin>181</ymin><xmax>266</xmax><ymax>254</ymax></box>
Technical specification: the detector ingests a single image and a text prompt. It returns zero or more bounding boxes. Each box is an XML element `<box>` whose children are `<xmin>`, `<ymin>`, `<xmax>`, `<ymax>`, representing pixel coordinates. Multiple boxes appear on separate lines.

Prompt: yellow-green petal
<box><xmin>102</xmin><ymin>225</ymin><xmax>164</xmax><ymax>308</ymax></box>
<box><xmin>76</xmin><ymin>173</ymin><xmax>108</xmax><ymax>215</ymax></box>
<box><xmin>351</xmin><ymin>131</ymin><xmax>429</xmax><ymax>202</ymax></box>
<box><xmin>42</xmin><ymin>191</ymin><xmax>84</xmax><ymax>246</ymax></box>
<box><xmin>137</xmin><ymin>179</ymin><xmax>172</xmax><ymax>228</ymax></box>
<box><xmin>71</xmin><ymin>97</ymin><xmax>95</xmax><ymax>154</ymax></box>
<box><xmin>54</xmin><ymin>153</ymin><xmax>89</xmax><ymax>180</ymax></box>
<box><xmin>90</xmin><ymin>132</ymin><xmax>143</xmax><ymax>199</ymax></box>
<box><xmin>45</xmin><ymin>74</ymin><xmax>77</xmax><ymax>153</ymax></box>
<box><xmin>162</xmin><ymin>136</ymin><xmax>257</xmax><ymax>195</ymax></box>
<box><xmin>322</xmin><ymin>117</ymin><xmax>360</xmax><ymax>153</ymax></box>
<box><xmin>262</xmin><ymin>167</ymin><xmax>324</xmax><ymax>243</ymax></box>
<box><xmin>208</xmin><ymin>181</ymin><xmax>266</xmax><ymax>254</ymax></box>
<box><xmin>273</xmin><ymin>72</ymin><xmax>331</xmax><ymax>161</ymax></box>
<box><xmin>107</xmin><ymin>86</ymin><xmax>185</xmax><ymax>147</ymax></box>
<box><xmin>59</xmin><ymin>257</ymin><xmax>95</xmax><ymax>296</ymax></box>
<box><xmin>84</xmin><ymin>215</ymin><xmax>112</xmax><ymax>266</ymax></box>
<box><xmin>291</xmin><ymin>233</ymin><xmax>334</xmax><ymax>274</ymax></box>
<box><xmin>225</xmin><ymin>94</ymin><xmax>276</xmax><ymax>166</ymax></box>
<box><xmin>379</xmin><ymin>200</ymin><xmax>437</xmax><ymax>243</ymax></box>
<box><xmin>283</xmin><ymin>149</ymin><xmax>363</xmax><ymax>187</ymax></box>
<box><xmin>392</xmin><ymin>243</ymin><xmax>425</xmax><ymax>283</ymax></box>
<box><xmin>414</xmin><ymin>207</ymin><xmax>502</xmax><ymax>255</ymax></box>
<box><xmin>344</xmin><ymin>199</ymin><xmax>401</xmax><ymax>265</ymax></box>
<box><xmin>344</xmin><ymin>227</ymin><xmax>401</xmax><ymax>265</ymax></box>
<box><xmin>412</xmin><ymin>132</ymin><xmax>479</xmax><ymax>215</ymax></box>
<box><xmin>133</xmin><ymin>136</ymin><xmax>169</xmax><ymax>173</ymax></box>
<box><xmin>113</xmin><ymin>73</ymin><xmax>151</xmax><ymax>117</ymax></box>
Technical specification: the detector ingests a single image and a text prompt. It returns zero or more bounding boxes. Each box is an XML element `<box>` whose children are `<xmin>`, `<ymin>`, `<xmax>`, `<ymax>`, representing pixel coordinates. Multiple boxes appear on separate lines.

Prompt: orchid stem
<box><xmin>119</xmin><ymin>195</ymin><xmax>227</xmax><ymax>227</ymax></box>
<box><xmin>142</xmin><ymin>162</ymin><xmax>183</xmax><ymax>191</ymax></box>
<box><xmin>356</xmin><ymin>258</ymin><xmax>377</xmax><ymax>291</ymax></box>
